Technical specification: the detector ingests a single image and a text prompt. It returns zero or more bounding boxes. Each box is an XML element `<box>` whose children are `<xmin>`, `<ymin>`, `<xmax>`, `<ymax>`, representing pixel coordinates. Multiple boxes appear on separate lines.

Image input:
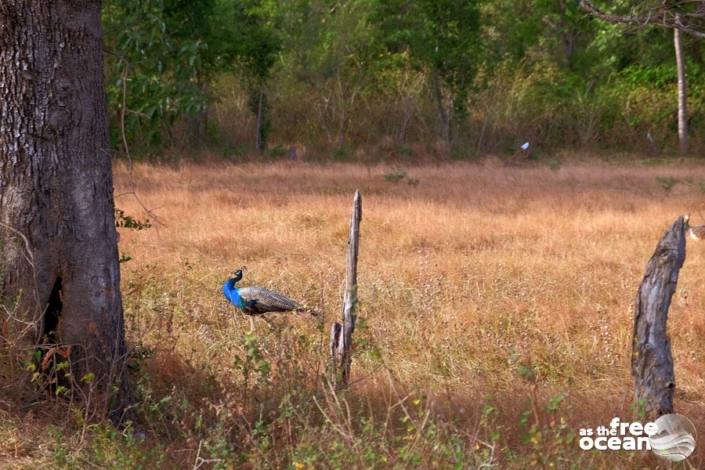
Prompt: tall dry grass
<box><xmin>110</xmin><ymin>160</ymin><xmax>705</xmax><ymax>468</ymax></box>
<box><xmin>3</xmin><ymin>159</ymin><xmax>705</xmax><ymax>468</ymax></box>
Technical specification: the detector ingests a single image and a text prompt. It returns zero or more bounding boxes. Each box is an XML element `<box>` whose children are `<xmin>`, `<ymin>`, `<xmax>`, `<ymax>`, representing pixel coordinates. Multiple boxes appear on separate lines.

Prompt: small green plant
<box><xmin>450</xmin><ymin>144</ymin><xmax>473</xmax><ymax>160</ymax></box>
<box><xmin>516</xmin><ymin>361</ymin><xmax>538</xmax><ymax>383</ymax></box>
<box><xmin>268</xmin><ymin>144</ymin><xmax>287</xmax><ymax>158</ymax></box>
<box><xmin>81</xmin><ymin>372</ymin><xmax>96</xmax><ymax>384</ymax></box>
<box><xmin>234</xmin><ymin>332</ymin><xmax>271</xmax><ymax>392</ymax></box>
<box><xmin>221</xmin><ymin>144</ymin><xmax>246</xmax><ymax>159</ymax></box>
<box><xmin>545</xmin><ymin>391</ymin><xmax>566</xmax><ymax>413</ymax></box>
<box><xmin>332</xmin><ymin>144</ymin><xmax>351</xmax><ymax>161</ymax></box>
<box><xmin>384</xmin><ymin>167</ymin><xmax>408</xmax><ymax>183</ymax></box>
<box><xmin>115</xmin><ymin>208</ymin><xmax>151</xmax><ymax>264</ymax></box>
<box><xmin>656</xmin><ymin>176</ymin><xmax>678</xmax><ymax>193</ymax></box>
<box><xmin>397</xmin><ymin>145</ymin><xmax>414</xmax><ymax>157</ymax></box>
<box><xmin>631</xmin><ymin>398</ymin><xmax>649</xmax><ymax>420</ymax></box>
<box><xmin>115</xmin><ymin>209</ymin><xmax>151</xmax><ymax>230</ymax></box>
<box><xmin>546</xmin><ymin>158</ymin><xmax>562</xmax><ymax>171</ymax></box>
<box><xmin>50</xmin><ymin>426</ymin><xmax>71</xmax><ymax>467</ymax></box>
<box><xmin>518</xmin><ymin>390</ymin><xmax>576</xmax><ymax>468</ymax></box>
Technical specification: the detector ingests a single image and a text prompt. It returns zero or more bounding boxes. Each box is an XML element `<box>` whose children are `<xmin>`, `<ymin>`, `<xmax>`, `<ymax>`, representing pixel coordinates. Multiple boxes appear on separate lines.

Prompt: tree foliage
<box><xmin>102</xmin><ymin>0</ymin><xmax>705</xmax><ymax>157</ymax></box>
<box><xmin>103</xmin><ymin>0</ymin><xmax>237</xmax><ymax>150</ymax></box>
<box><xmin>371</xmin><ymin>0</ymin><xmax>481</xmax><ymax>144</ymax></box>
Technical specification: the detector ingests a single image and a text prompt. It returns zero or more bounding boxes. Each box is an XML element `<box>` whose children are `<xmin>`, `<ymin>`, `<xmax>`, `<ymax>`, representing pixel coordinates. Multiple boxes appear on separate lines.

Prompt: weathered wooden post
<box><xmin>632</xmin><ymin>216</ymin><xmax>686</xmax><ymax>418</ymax></box>
<box><xmin>330</xmin><ymin>191</ymin><xmax>362</xmax><ymax>388</ymax></box>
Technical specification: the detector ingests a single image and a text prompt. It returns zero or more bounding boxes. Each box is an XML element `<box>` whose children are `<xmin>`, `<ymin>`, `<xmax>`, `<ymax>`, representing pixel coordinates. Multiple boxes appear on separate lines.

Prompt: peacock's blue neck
<box><xmin>223</xmin><ymin>278</ymin><xmax>246</xmax><ymax>308</ymax></box>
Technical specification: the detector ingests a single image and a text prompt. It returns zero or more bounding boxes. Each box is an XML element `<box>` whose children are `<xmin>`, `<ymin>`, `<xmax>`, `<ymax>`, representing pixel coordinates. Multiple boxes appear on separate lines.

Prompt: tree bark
<box><xmin>187</xmin><ymin>87</ymin><xmax>209</xmax><ymax>148</ymax></box>
<box><xmin>0</xmin><ymin>1</ymin><xmax>128</xmax><ymax>418</ymax></box>
<box><xmin>430</xmin><ymin>71</ymin><xmax>451</xmax><ymax>147</ymax></box>
<box><xmin>674</xmin><ymin>16</ymin><xmax>689</xmax><ymax>155</ymax></box>
<box><xmin>255</xmin><ymin>89</ymin><xmax>264</xmax><ymax>152</ymax></box>
<box><xmin>395</xmin><ymin>96</ymin><xmax>414</xmax><ymax>145</ymax></box>
<box><xmin>632</xmin><ymin>216</ymin><xmax>686</xmax><ymax>419</ymax></box>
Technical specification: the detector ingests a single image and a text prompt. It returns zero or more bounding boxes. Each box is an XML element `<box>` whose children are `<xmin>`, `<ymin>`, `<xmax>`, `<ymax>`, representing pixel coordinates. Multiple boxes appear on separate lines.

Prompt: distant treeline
<box><xmin>102</xmin><ymin>0</ymin><xmax>705</xmax><ymax>160</ymax></box>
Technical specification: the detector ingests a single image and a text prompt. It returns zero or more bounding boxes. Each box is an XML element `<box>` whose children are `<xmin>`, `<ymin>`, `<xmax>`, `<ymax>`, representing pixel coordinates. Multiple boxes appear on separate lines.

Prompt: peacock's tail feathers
<box><xmin>294</xmin><ymin>306</ymin><xmax>321</xmax><ymax>317</ymax></box>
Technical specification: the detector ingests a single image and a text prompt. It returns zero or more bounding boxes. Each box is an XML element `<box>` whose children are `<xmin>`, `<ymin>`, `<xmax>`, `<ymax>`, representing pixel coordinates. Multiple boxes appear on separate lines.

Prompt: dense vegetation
<box><xmin>102</xmin><ymin>0</ymin><xmax>705</xmax><ymax>159</ymax></box>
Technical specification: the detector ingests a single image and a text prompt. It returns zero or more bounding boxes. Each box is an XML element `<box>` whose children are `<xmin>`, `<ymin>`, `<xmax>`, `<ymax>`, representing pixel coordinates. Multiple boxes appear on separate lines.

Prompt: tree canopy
<box><xmin>101</xmin><ymin>0</ymin><xmax>705</xmax><ymax>157</ymax></box>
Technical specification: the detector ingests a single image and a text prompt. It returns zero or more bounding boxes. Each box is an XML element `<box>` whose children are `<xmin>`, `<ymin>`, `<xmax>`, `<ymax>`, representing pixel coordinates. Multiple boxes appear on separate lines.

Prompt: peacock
<box><xmin>223</xmin><ymin>269</ymin><xmax>319</xmax><ymax>316</ymax></box>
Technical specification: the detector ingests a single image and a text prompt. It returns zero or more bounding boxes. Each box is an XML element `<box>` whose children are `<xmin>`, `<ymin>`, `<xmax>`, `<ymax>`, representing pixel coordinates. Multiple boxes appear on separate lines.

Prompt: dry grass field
<box><xmin>3</xmin><ymin>159</ymin><xmax>705</xmax><ymax>468</ymax></box>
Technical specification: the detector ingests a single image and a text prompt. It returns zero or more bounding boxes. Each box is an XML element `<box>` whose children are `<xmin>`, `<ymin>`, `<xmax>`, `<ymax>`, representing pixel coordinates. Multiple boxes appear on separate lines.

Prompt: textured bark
<box><xmin>255</xmin><ymin>90</ymin><xmax>264</xmax><ymax>152</ymax></box>
<box><xmin>395</xmin><ymin>96</ymin><xmax>414</xmax><ymax>145</ymax></box>
<box><xmin>331</xmin><ymin>191</ymin><xmax>361</xmax><ymax>388</ymax></box>
<box><xmin>0</xmin><ymin>0</ymin><xmax>127</xmax><ymax>417</ymax></box>
<box><xmin>430</xmin><ymin>72</ymin><xmax>451</xmax><ymax>147</ymax></box>
<box><xmin>674</xmin><ymin>17</ymin><xmax>689</xmax><ymax>155</ymax></box>
<box><xmin>632</xmin><ymin>217</ymin><xmax>686</xmax><ymax>419</ymax></box>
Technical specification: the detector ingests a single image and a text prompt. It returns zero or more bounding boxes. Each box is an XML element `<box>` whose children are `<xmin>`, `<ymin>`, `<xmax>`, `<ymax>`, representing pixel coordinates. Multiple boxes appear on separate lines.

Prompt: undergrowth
<box><xmin>1</xmin><ymin>160</ymin><xmax>704</xmax><ymax>468</ymax></box>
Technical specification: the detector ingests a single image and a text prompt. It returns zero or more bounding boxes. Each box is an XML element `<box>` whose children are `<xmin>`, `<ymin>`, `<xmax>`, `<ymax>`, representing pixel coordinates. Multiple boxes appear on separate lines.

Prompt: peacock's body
<box><xmin>223</xmin><ymin>270</ymin><xmax>317</xmax><ymax>316</ymax></box>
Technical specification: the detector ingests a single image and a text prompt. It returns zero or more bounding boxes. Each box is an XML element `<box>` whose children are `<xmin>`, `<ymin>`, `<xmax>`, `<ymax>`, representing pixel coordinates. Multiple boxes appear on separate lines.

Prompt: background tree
<box><xmin>276</xmin><ymin>0</ymin><xmax>376</xmax><ymax>148</ymax></box>
<box><xmin>581</xmin><ymin>0</ymin><xmax>705</xmax><ymax>154</ymax></box>
<box><xmin>372</xmin><ymin>0</ymin><xmax>481</xmax><ymax>148</ymax></box>
<box><xmin>0</xmin><ymin>1</ymin><xmax>127</xmax><ymax>418</ymax></box>
<box><xmin>103</xmin><ymin>0</ymin><xmax>238</xmax><ymax>151</ymax></box>
<box><xmin>231</xmin><ymin>0</ymin><xmax>282</xmax><ymax>152</ymax></box>
<box><xmin>98</xmin><ymin>0</ymin><xmax>705</xmax><ymax>157</ymax></box>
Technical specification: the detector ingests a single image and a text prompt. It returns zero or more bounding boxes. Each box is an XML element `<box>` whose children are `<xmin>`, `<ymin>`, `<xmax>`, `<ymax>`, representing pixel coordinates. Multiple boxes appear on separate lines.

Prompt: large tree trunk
<box><xmin>674</xmin><ymin>16</ymin><xmax>689</xmax><ymax>155</ymax></box>
<box><xmin>0</xmin><ymin>1</ymin><xmax>128</xmax><ymax>418</ymax></box>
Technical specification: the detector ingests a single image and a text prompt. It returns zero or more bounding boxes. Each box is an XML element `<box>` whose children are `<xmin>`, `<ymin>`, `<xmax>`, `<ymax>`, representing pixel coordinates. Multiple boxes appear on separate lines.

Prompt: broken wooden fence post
<box><xmin>632</xmin><ymin>216</ymin><xmax>686</xmax><ymax>419</ymax></box>
<box><xmin>330</xmin><ymin>191</ymin><xmax>362</xmax><ymax>388</ymax></box>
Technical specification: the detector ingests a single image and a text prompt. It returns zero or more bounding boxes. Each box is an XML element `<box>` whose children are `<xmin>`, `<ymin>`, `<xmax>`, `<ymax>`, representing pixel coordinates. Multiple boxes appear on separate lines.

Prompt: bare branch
<box><xmin>580</xmin><ymin>0</ymin><xmax>705</xmax><ymax>38</ymax></box>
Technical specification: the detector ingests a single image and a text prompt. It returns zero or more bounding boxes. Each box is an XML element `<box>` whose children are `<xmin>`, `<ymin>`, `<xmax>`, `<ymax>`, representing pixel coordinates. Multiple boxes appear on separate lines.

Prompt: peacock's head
<box><xmin>231</xmin><ymin>266</ymin><xmax>246</xmax><ymax>283</ymax></box>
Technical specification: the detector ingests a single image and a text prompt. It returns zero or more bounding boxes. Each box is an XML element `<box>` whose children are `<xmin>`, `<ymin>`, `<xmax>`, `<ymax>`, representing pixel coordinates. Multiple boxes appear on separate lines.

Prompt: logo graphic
<box><xmin>649</xmin><ymin>414</ymin><xmax>697</xmax><ymax>462</ymax></box>
<box><xmin>578</xmin><ymin>415</ymin><xmax>696</xmax><ymax>461</ymax></box>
